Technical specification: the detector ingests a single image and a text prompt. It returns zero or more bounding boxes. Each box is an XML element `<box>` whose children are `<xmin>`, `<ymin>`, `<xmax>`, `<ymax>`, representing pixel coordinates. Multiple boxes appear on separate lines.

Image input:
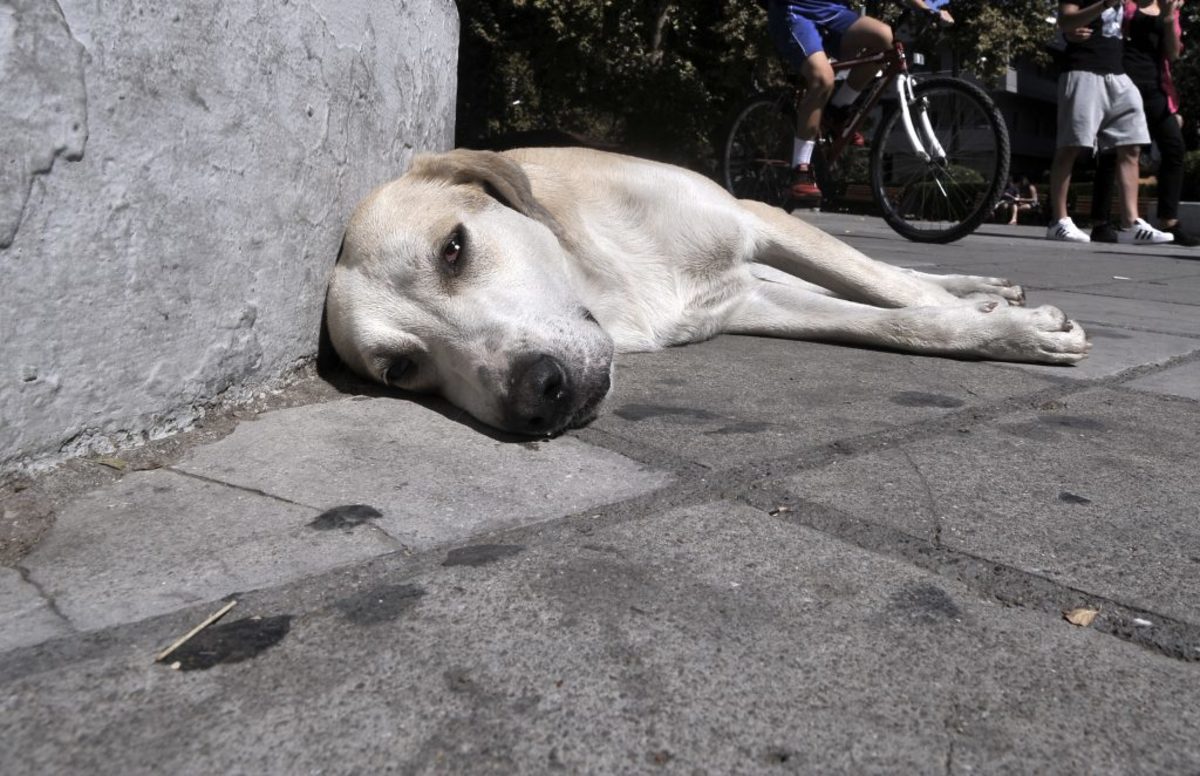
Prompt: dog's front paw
<box><xmin>978</xmin><ymin>303</ymin><xmax>1089</xmax><ymax>364</ymax></box>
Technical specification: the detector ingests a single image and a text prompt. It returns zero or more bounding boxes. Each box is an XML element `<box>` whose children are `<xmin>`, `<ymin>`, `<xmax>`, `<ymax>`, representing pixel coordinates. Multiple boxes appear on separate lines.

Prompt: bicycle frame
<box><xmin>820</xmin><ymin>41</ymin><xmax>946</xmax><ymax>167</ymax></box>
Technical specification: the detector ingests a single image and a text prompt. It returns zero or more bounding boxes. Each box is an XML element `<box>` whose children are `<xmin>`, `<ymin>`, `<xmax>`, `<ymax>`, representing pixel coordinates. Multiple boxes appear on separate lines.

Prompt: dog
<box><xmin>326</xmin><ymin>147</ymin><xmax>1089</xmax><ymax>436</ymax></box>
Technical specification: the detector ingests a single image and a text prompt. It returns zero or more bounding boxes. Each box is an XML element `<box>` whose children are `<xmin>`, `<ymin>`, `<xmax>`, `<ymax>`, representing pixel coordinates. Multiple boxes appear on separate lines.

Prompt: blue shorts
<box><xmin>767</xmin><ymin>0</ymin><xmax>860</xmax><ymax>70</ymax></box>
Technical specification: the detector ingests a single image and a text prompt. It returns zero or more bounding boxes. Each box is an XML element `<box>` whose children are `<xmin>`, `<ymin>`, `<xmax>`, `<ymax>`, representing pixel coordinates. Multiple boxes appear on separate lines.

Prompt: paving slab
<box><xmin>0</xmin><ymin>567</ymin><xmax>71</xmax><ymax>652</ymax></box>
<box><xmin>1126</xmin><ymin>360</ymin><xmax>1200</xmax><ymax>401</ymax></box>
<box><xmin>3</xmin><ymin>208</ymin><xmax>1199</xmax><ymax>771</ymax></box>
<box><xmin>176</xmin><ymin>397</ymin><xmax>672</xmax><ymax>549</ymax></box>
<box><xmin>1031</xmin><ymin>289</ymin><xmax>1200</xmax><ymax>338</ymax></box>
<box><xmin>2</xmin><ymin>501</ymin><xmax>1197</xmax><ymax>775</ymax></box>
<box><xmin>1072</xmin><ymin>273</ymin><xmax>1200</xmax><ymax>306</ymax></box>
<box><xmin>993</xmin><ymin>323</ymin><xmax>1200</xmax><ymax>380</ymax></box>
<box><xmin>922</xmin><ymin>253</ymin><xmax>1196</xmax><ymax>291</ymax></box>
<box><xmin>19</xmin><ymin>470</ymin><xmax>401</xmax><ymax>632</ymax></box>
<box><xmin>784</xmin><ymin>388</ymin><xmax>1200</xmax><ymax>624</ymax></box>
<box><xmin>811</xmin><ymin>213</ymin><xmax>1200</xmax><ymax>285</ymax></box>
<box><xmin>592</xmin><ymin>334</ymin><xmax>1062</xmax><ymax>468</ymax></box>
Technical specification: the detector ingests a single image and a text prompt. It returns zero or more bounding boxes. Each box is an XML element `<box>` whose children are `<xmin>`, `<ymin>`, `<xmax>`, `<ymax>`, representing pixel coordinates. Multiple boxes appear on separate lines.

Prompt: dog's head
<box><xmin>326</xmin><ymin>149</ymin><xmax>615</xmax><ymax>436</ymax></box>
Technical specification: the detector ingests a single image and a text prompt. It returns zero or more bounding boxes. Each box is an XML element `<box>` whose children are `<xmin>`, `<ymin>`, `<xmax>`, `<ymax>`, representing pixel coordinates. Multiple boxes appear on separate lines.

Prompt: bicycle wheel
<box><xmin>870</xmin><ymin>76</ymin><xmax>1009</xmax><ymax>243</ymax></box>
<box><xmin>721</xmin><ymin>91</ymin><xmax>795</xmax><ymax>209</ymax></box>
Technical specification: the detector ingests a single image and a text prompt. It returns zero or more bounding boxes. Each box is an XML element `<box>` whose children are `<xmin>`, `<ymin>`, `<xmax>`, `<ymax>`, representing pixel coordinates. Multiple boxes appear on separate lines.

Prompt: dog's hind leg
<box><xmin>900</xmin><ymin>268</ymin><xmax>1025</xmax><ymax>306</ymax></box>
<box><xmin>725</xmin><ymin>280</ymin><xmax>1089</xmax><ymax>364</ymax></box>
<box><xmin>738</xmin><ymin>200</ymin><xmax>1022</xmax><ymax>308</ymax></box>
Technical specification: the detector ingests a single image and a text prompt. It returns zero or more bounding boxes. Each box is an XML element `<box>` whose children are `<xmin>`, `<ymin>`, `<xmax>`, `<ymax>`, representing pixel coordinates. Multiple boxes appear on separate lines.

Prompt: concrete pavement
<box><xmin>2</xmin><ymin>213</ymin><xmax>1199</xmax><ymax>774</ymax></box>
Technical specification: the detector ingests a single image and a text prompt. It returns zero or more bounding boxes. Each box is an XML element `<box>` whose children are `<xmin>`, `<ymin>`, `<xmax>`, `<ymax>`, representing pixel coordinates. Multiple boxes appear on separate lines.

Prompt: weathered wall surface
<box><xmin>0</xmin><ymin>0</ymin><xmax>458</xmax><ymax>471</ymax></box>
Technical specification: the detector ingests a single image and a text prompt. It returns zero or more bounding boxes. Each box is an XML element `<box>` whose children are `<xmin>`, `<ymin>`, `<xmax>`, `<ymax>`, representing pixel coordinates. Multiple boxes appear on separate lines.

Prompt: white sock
<box><xmin>792</xmin><ymin>138</ymin><xmax>815</xmax><ymax>167</ymax></box>
<box><xmin>830</xmin><ymin>84</ymin><xmax>861</xmax><ymax>108</ymax></box>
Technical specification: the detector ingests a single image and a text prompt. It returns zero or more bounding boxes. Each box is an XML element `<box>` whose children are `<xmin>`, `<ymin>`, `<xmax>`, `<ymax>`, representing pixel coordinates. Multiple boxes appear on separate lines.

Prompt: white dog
<box><xmin>326</xmin><ymin>148</ymin><xmax>1088</xmax><ymax>436</ymax></box>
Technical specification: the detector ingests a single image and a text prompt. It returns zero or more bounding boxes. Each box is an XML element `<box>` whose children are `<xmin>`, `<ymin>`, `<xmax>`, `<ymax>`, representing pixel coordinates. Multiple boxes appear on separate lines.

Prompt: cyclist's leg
<box><xmin>767</xmin><ymin>4</ymin><xmax>833</xmax><ymax>144</ymax></box>
<box><xmin>836</xmin><ymin>15</ymin><xmax>892</xmax><ymax>93</ymax></box>
<box><xmin>796</xmin><ymin>52</ymin><xmax>835</xmax><ymax>141</ymax></box>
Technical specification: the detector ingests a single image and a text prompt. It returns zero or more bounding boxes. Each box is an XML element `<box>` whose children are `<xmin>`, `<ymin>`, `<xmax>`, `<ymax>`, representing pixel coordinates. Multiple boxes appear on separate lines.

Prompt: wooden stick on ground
<box><xmin>154</xmin><ymin>600</ymin><xmax>238</xmax><ymax>663</ymax></box>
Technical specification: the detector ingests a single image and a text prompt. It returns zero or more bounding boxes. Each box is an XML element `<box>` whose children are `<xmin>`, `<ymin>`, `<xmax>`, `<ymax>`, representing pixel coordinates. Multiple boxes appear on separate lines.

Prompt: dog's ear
<box><xmin>408</xmin><ymin>149</ymin><xmax>567</xmax><ymax>242</ymax></box>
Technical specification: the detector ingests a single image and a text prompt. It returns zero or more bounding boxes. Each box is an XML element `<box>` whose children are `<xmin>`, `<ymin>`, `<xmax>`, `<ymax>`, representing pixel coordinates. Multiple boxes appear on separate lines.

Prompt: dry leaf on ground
<box><xmin>1064</xmin><ymin>607</ymin><xmax>1099</xmax><ymax>627</ymax></box>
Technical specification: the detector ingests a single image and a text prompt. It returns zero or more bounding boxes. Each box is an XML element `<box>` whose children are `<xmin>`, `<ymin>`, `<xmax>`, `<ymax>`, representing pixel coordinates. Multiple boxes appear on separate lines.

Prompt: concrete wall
<box><xmin>0</xmin><ymin>0</ymin><xmax>459</xmax><ymax>472</ymax></box>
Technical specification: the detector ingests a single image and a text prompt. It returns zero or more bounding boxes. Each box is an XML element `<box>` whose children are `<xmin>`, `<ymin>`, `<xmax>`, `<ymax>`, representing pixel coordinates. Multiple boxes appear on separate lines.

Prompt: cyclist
<box><xmin>764</xmin><ymin>0</ymin><xmax>954</xmax><ymax>206</ymax></box>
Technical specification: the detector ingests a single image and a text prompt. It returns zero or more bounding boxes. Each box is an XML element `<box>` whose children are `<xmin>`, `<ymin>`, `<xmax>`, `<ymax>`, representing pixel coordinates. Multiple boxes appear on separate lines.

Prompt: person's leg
<box><xmin>1144</xmin><ymin>93</ymin><xmax>1185</xmax><ymax>227</ymax></box>
<box><xmin>836</xmin><ymin>15</ymin><xmax>893</xmax><ymax>94</ymax></box>
<box><xmin>1096</xmin><ymin>74</ymin><xmax>1153</xmax><ymax>230</ymax></box>
<box><xmin>1047</xmin><ymin>146</ymin><xmax>1091</xmax><ymax>240</ymax></box>
<box><xmin>1111</xmin><ymin>141</ymin><xmax>1173</xmax><ymax>243</ymax></box>
<box><xmin>766</xmin><ymin>2</ymin><xmax>831</xmax><ymax>191</ymax></box>
<box><xmin>1092</xmin><ymin>151</ymin><xmax>1117</xmax><ymax>224</ymax></box>
<box><xmin>795</xmin><ymin>52</ymin><xmax>835</xmax><ymax>143</ymax></box>
<box><xmin>1115</xmin><ymin>144</ymin><xmax>1140</xmax><ymax>228</ymax></box>
<box><xmin>1050</xmin><ymin>146</ymin><xmax>1081</xmax><ymax>222</ymax></box>
<box><xmin>1049</xmin><ymin>70</ymin><xmax>1101</xmax><ymax>235</ymax></box>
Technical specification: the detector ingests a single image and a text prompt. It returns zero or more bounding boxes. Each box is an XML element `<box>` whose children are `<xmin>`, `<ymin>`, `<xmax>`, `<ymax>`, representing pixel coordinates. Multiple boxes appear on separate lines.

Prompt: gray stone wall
<box><xmin>0</xmin><ymin>0</ymin><xmax>458</xmax><ymax>472</ymax></box>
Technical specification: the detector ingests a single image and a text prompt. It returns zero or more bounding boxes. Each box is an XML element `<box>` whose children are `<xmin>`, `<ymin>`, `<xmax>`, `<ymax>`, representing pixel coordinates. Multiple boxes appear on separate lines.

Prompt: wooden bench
<box><xmin>1072</xmin><ymin>193</ymin><xmax>1157</xmax><ymax>222</ymax></box>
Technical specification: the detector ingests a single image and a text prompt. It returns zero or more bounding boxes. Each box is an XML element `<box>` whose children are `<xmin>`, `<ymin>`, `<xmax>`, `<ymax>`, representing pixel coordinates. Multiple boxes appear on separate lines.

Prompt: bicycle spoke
<box><xmin>722</xmin><ymin>94</ymin><xmax>795</xmax><ymax>208</ymax></box>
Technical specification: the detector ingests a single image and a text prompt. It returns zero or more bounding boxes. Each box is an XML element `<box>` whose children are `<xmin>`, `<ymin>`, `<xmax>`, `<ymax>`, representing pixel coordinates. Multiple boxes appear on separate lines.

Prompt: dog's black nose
<box><xmin>508</xmin><ymin>354</ymin><xmax>573</xmax><ymax>434</ymax></box>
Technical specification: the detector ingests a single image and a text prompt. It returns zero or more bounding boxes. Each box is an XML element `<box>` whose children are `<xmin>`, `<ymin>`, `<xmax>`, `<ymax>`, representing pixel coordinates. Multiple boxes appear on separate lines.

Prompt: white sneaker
<box><xmin>1046</xmin><ymin>218</ymin><xmax>1090</xmax><ymax>242</ymax></box>
<box><xmin>1116</xmin><ymin>218</ymin><xmax>1175</xmax><ymax>245</ymax></box>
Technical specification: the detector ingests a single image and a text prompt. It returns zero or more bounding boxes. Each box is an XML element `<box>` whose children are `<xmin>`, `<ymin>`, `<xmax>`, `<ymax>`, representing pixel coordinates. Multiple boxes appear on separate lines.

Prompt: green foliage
<box><xmin>1172</xmin><ymin>3</ymin><xmax>1200</xmax><ymax>153</ymax></box>
<box><xmin>456</xmin><ymin>0</ymin><xmax>773</xmax><ymax>172</ymax></box>
<box><xmin>947</xmin><ymin>164</ymin><xmax>986</xmax><ymax>183</ymax></box>
<box><xmin>454</xmin><ymin>0</ymin><xmax>1140</xmax><ymax>170</ymax></box>
<box><xmin>865</xmin><ymin>0</ymin><xmax>1060</xmax><ymax>83</ymax></box>
<box><xmin>942</xmin><ymin>0</ymin><xmax>1059</xmax><ymax>82</ymax></box>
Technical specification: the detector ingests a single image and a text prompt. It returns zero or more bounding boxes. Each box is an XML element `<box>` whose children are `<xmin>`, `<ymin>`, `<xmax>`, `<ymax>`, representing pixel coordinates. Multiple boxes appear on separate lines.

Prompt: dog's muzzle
<box><xmin>505</xmin><ymin>353</ymin><xmax>610</xmax><ymax>435</ymax></box>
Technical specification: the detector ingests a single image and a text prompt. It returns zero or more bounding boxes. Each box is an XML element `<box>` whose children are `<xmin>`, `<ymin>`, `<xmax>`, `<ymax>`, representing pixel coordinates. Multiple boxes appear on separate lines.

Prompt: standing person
<box><xmin>1046</xmin><ymin>0</ymin><xmax>1173</xmax><ymax>244</ymax></box>
<box><xmin>1088</xmin><ymin>0</ymin><xmax>1195</xmax><ymax>245</ymax></box>
<box><xmin>765</xmin><ymin>0</ymin><xmax>954</xmax><ymax>206</ymax></box>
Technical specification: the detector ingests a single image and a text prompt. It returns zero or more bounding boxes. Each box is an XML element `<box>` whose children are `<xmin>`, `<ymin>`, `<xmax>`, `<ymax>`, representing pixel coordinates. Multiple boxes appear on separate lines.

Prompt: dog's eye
<box><xmin>385</xmin><ymin>357</ymin><xmax>415</xmax><ymax>384</ymax></box>
<box><xmin>442</xmin><ymin>231</ymin><xmax>462</xmax><ymax>266</ymax></box>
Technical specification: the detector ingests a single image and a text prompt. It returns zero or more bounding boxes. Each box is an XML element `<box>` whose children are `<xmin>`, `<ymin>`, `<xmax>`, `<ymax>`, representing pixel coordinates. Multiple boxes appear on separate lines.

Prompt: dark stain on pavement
<box><xmin>443</xmin><ymin>544</ymin><xmax>525</xmax><ymax>567</ymax></box>
<box><xmin>707</xmin><ymin>421</ymin><xmax>771</xmax><ymax>435</ymax></box>
<box><xmin>309</xmin><ymin>504</ymin><xmax>383</xmax><ymax>530</ymax></box>
<box><xmin>885</xmin><ymin>583</ymin><xmax>962</xmax><ymax>625</ymax></box>
<box><xmin>443</xmin><ymin>666</ymin><xmax>480</xmax><ymax>694</ymax></box>
<box><xmin>1085</xmin><ymin>329</ymin><xmax>1132</xmax><ymax>340</ymax></box>
<box><xmin>336</xmin><ymin>583</ymin><xmax>426</xmax><ymax>625</ymax></box>
<box><xmin>1059</xmin><ymin>491</ymin><xmax>1093</xmax><ymax>505</ymax></box>
<box><xmin>614</xmin><ymin>404</ymin><xmax>718</xmax><ymax>423</ymax></box>
<box><xmin>1001</xmin><ymin>414</ymin><xmax>1107</xmax><ymax>441</ymax></box>
<box><xmin>170</xmin><ymin>615</ymin><xmax>292</xmax><ymax>670</ymax></box>
<box><xmin>647</xmin><ymin>750</ymin><xmax>674</xmax><ymax>766</ymax></box>
<box><xmin>1037</xmin><ymin>414</ymin><xmax>1106</xmax><ymax>431</ymax></box>
<box><xmin>890</xmin><ymin>391</ymin><xmax>965</xmax><ymax>408</ymax></box>
<box><xmin>764</xmin><ymin>749</ymin><xmax>796</xmax><ymax>765</ymax></box>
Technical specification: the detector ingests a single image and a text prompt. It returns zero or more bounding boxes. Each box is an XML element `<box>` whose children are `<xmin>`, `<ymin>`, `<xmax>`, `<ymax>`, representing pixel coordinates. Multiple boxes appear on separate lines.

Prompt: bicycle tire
<box><xmin>721</xmin><ymin>91</ymin><xmax>795</xmax><ymax>209</ymax></box>
<box><xmin>869</xmin><ymin>76</ymin><xmax>1009</xmax><ymax>244</ymax></box>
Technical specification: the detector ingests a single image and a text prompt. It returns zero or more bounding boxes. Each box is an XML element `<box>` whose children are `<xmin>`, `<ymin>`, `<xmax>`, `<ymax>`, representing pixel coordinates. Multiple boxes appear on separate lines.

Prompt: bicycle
<box><xmin>721</xmin><ymin>11</ymin><xmax>1010</xmax><ymax>244</ymax></box>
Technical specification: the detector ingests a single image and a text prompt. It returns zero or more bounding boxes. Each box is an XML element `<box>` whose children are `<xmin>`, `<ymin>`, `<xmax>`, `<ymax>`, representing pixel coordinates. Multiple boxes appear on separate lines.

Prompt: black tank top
<box><xmin>1122</xmin><ymin>9</ymin><xmax>1163</xmax><ymax>90</ymax></box>
<box><xmin>1063</xmin><ymin>5</ymin><xmax>1125</xmax><ymax>75</ymax></box>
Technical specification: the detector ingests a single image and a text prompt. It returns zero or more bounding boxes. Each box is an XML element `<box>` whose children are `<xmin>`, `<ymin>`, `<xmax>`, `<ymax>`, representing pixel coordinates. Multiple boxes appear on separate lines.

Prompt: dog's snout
<box><xmin>508</xmin><ymin>354</ymin><xmax>573</xmax><ymax>434</ymax></box>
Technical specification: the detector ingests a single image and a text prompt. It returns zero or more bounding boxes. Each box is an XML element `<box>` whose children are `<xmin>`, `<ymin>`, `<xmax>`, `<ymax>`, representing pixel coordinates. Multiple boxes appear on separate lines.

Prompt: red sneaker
<box><xmin>790</xmin><ymin>163</ymin><xmax>822</xmax><ymax>204</ymax></box>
